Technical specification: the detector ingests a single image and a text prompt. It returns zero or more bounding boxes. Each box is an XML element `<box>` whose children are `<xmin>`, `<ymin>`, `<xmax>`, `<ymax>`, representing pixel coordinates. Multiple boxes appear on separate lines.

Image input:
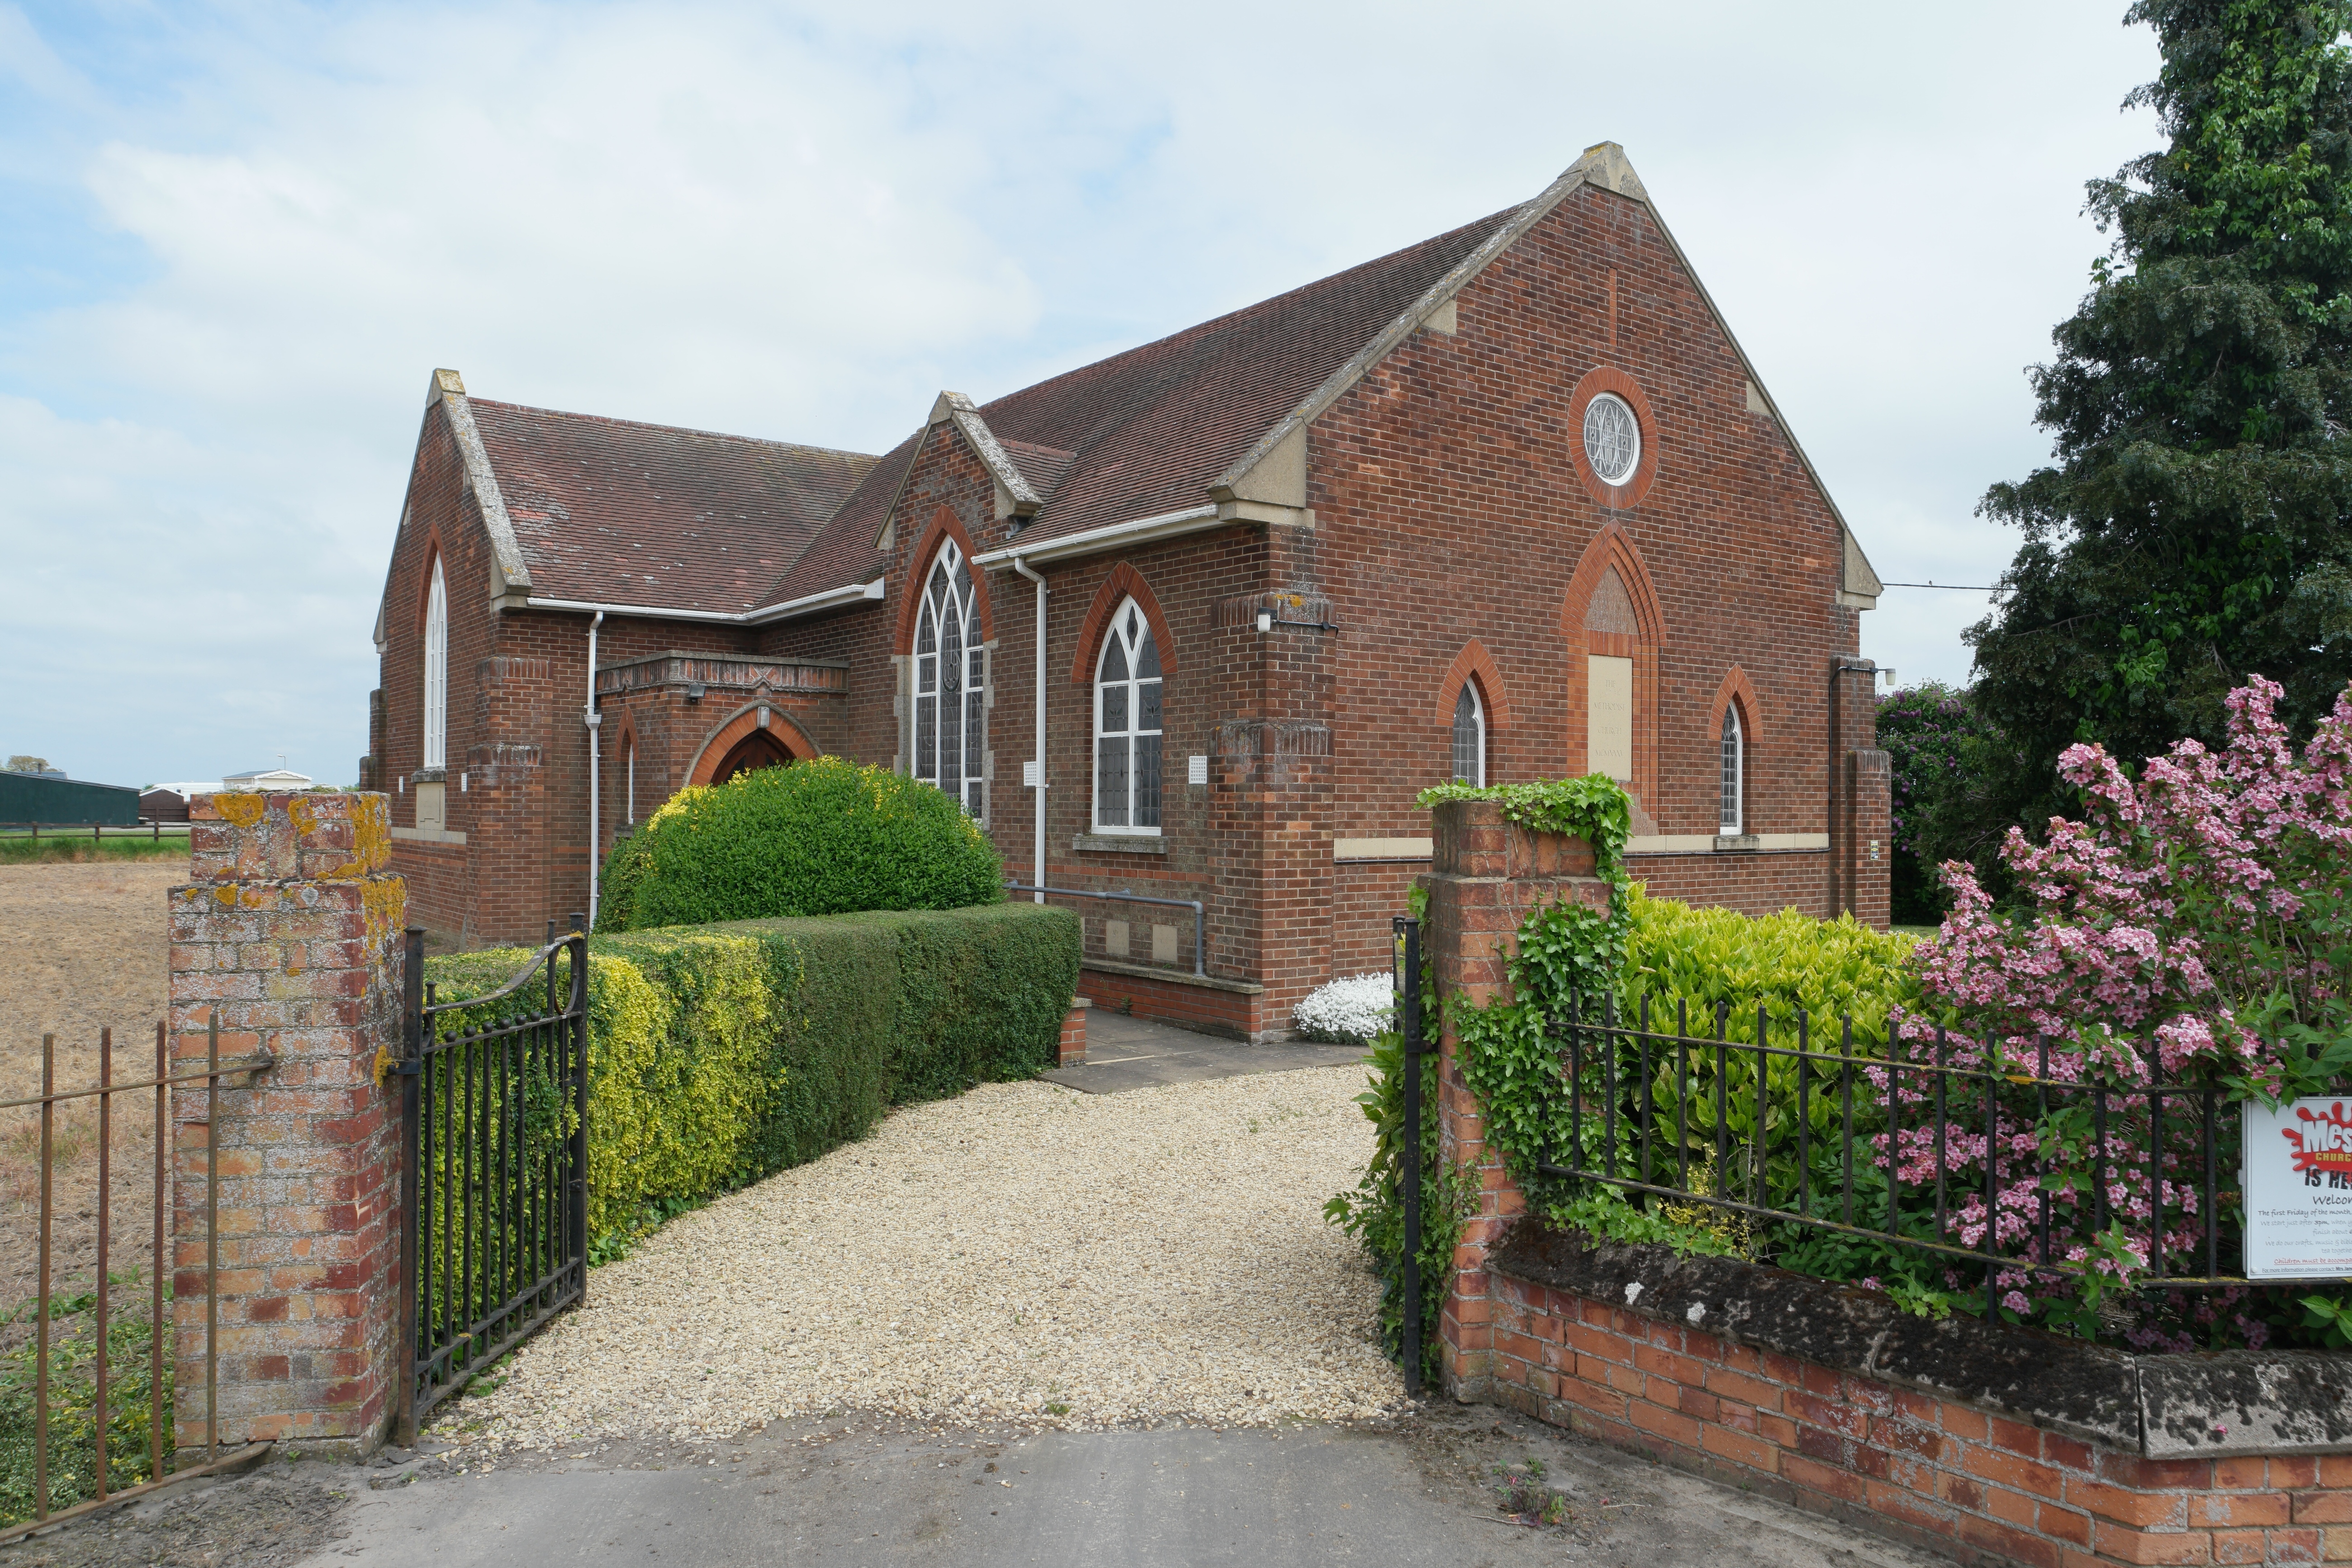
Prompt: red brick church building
<box><xmin>364</xmin><ymin>143</ymin><xmax>1892</xmax><ymax>1038</ymax></box>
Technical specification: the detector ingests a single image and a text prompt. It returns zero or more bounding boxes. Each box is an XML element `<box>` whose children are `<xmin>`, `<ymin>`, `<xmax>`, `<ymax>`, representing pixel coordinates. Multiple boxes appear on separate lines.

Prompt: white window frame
<box><xmin>1092</xmin><ymin>597</ymin><xmax>1164</xmax><ymax>835</ymax></box>
<box><xmin>625</xmin><ymin>737</ymin><xmax>635</xmax><ymax>824</ymax></box>
<box><xmin>1719</xmin><ymin>703</ymin><xmax>1745</xmax><ymax>835</ymax></box>
<box><xmin>1583</xmin><ymin>392</ymin><xmax>1641</xmax><ymax>485</ymax></box>
<box><xmin>1450</xmin><ymin>681</ymin><xmax>1486</xmax><ymax>786</ymax></box>
<box><xmin>422</xmin><ymin>556</ymin><xmax>447</xmax><ymax>771</ymax></box>
<box><xmin>911</xmin><ymin>538</ymin><xmax>987</xmax><ymax>820</ymax></box>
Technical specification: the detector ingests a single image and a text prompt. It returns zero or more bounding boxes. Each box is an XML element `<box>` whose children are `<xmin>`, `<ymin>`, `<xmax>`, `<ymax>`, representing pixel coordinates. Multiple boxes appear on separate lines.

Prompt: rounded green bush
<box><xmin>596</xmin><ymin>757</ymin><xmax>1003</xmax><ymax>931</ymax></box>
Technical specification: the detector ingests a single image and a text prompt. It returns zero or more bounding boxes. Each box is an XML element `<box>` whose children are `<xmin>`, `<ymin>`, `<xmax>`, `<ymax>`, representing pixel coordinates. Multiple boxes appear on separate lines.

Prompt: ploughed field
<box><xmin>447</xmin><ymin>1067</ymin><xmax>1404</xmax><ymax>1448</ymax></box>
<box><xmin>0</xmin><ymin>863</ymin><xmax>185</xmax><ymax>1333</ymax></box>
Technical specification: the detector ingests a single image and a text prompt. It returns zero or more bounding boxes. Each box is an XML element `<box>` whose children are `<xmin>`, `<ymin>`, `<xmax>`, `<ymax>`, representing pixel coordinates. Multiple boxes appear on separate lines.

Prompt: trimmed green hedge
<box><xmin>424</xmin><ymin>901</ymin><xmax>1079</xmax><ymax>1247</ymax></box>
<box><xmin>596</xmin><ymin>757</ymin><xmax>1004</xmax><ymax>931</ymax></box>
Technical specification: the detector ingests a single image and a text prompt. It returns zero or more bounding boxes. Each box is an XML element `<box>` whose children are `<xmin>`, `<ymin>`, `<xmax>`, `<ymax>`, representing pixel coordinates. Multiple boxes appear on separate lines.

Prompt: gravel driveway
<box><xmin>449</xmin><ymin>1065</ymin><xmax>1398</xmax><ymax>1450</ymax></box>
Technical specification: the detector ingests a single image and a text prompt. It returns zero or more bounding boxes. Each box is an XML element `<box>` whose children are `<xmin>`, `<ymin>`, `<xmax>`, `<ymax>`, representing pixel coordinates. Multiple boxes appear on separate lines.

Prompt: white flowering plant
<box><xmin>1291</xmin><ymin>972</ymin><xmax>1394</xmax><ymax>1045</ymax></box>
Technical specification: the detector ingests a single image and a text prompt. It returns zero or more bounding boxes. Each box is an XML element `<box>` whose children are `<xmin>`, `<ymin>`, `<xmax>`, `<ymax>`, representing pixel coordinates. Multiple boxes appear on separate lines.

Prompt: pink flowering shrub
<box><xmin>1887</xmin><ymin>677</ymin><xmax>2352</xmax><ymax>1345</ymax></box>
<box><xmin>1919</xmin><ymin>675</ymin><xmax>2352</xmax><ymax>1090</ymax></box>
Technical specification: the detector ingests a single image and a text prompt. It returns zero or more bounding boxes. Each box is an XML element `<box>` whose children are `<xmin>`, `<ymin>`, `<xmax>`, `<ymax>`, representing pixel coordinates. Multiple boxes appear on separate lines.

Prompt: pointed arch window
<box><xmin>914</xmin><ymin>538</ymin><xmax>986</xmax><ymax>818</ymax></box>
<box><xmin>1450</xmin><ymin>682</ymin><xmax>1486</xmax><ymax>786</ymax></box>
<box><xmin>1719</xmin><ymin>703</ymin><xmax>1745</xmax><ymax>835</ymax></box>
<box><xmin>1093</xmin><ymin>599</ymin><xmax>1162</xmax><ymax>833</ymax></box>
<box><xmin>423</xmin><ymin>555</ymin><xmax>448</xmax><ymax>771</ymax></box>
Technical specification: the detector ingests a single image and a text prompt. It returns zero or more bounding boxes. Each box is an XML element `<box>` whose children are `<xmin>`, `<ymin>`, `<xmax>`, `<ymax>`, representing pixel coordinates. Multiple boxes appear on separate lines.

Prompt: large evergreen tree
<box><xmin>1971</xmin><ymin>0</ymin><xmax>2352</xmax><ymax>811</ymax></box>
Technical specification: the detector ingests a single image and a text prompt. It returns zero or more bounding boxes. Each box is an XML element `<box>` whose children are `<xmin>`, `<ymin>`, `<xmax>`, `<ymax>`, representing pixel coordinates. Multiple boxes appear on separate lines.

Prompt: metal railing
<box><xmin>1007</xmin><ymin>881</ymin><xmax>1206</xmax><ymax>977</ymax></box>
<box><xmin>0</xmin><ymin>823</ymin><xmax>191</xmax><ymax>844</ymax></box>
<box><xmin>1535</xmin><ymin>995</ymin><xmax>2349</xmax><ymax>1316</ymax></box>
<box><xmin>0</xmin><ymin>1017</ymin><xmax>266</xmax><ymax>1542</ymax></box>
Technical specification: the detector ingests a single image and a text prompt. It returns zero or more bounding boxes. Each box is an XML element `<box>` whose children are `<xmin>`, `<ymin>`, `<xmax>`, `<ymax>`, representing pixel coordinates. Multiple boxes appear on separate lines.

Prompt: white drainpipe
<box><xmin>585</xmin><ymin>610</ymin><xmax>604</xmax><ymax>928</ymax></box>
<box><xmin>1011</xmin><ymin>557</ymin><xmax>1047</xmax><ymax>903</ymax></box>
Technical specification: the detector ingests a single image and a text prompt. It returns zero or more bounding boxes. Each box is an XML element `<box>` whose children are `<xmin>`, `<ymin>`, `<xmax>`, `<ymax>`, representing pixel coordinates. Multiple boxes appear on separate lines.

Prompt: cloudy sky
<box><xmin>0</xmin><ymin>0</ymin><xmax>2161</xmax><ymax>789</ymax></box>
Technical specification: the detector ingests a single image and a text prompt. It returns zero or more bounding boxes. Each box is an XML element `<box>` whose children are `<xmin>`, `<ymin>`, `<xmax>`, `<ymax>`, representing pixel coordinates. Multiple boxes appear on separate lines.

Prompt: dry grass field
<box><xmin>0</xmin><ymin>861</ymin><xmax>184</xmax><ymax>1329</ymax></box>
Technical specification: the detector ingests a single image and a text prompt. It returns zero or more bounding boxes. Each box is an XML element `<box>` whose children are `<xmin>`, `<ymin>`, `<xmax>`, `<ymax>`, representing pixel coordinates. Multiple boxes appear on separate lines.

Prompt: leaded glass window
<box><xmin>1094</xmin><ymin>599</ymin><xmax>1162</xmax><ymax>832</ymax></box>
<box><xmin>913</xmin><ymin>539</ymin><xmax>986</xmax><ymax>819</ymax></box>
<box><xmin>1583</xmin><ymin>393</ymin><xmax>1640</xmax><ymax>485</ymax></box>
<box><xmin>1450</xmin><ymin>682</ymin><xmax>1485</xmax><ymax>786</ymax></box>
<box><xmin>423</xmin><ymin>556</ymin><xmax>447</xmax><ymax>770</ymax></box>
<box><xmin>1720</xmin><ymin>703</ymin><xmax>1744</xmax><ymax>835</ymax></box>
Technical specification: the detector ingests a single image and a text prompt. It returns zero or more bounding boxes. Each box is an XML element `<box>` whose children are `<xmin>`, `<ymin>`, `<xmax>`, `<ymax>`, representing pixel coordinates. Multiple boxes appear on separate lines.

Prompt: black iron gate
<box><xmin>395</xmin><ymin>921</ymin><xmax>589</xmax><ymax>1443</ymax></box>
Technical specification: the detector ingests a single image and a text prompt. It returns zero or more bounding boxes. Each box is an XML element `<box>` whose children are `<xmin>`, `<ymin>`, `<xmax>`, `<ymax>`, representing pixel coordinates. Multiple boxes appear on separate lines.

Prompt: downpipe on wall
<box><xmin>586</xmin><ymin>610</ymin><xmax>604</xmax><ymax>928</ymax></box>
<box><xmin>1011</xmin><ymin>556</ymin><xmax>1047</xmax><ymax>903</ymax></box>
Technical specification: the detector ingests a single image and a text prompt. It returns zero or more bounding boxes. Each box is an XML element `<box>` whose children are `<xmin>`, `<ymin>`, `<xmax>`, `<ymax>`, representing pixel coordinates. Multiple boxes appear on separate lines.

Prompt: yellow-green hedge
<box><xmin>1619</xmin><ymin>886</ymin><xmax>1921</xmax><ymax>1050</ymax></box>
<box><xmin>424</xmin><ymin>902</ymin><xmax>1078</xmax><ymax>1243</ymax></box>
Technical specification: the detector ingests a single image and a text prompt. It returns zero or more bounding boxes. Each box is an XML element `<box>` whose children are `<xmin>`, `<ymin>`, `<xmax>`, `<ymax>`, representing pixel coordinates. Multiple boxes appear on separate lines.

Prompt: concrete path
<box><xmin>1045</xmin><ymin>1012</ymin><xmax>1368</xmax><ymax>1094</ymax></box>
<box><xmin>2</xmin><ymin>1407</ymin><xmax>1944</xmax><ymax>1568</ymax></box>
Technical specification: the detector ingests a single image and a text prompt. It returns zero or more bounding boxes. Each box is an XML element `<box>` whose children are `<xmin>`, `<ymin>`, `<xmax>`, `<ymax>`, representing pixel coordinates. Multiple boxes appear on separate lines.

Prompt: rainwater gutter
<box><xmin>521</xmin><ymin>578</ymin><xmax>885</xmax><ymax>625</ymax></box>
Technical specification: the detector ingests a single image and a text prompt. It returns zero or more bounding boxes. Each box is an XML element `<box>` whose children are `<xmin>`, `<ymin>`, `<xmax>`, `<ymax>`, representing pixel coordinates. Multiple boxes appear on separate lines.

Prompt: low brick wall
<box><xmin>1078</xmin><ymin>962</ymin><xmax>1265</xmax><ymax>1039</ymax></box>
<box><xmin>1058</xmin><ymin>1000</ymin><xmax>1089</xmax><ymax>1066</ymax></box>
<box><xmin>1484</xmin><ymin>1226</ymin><xmax>2352</xmax><ymax>1568</ymax></box>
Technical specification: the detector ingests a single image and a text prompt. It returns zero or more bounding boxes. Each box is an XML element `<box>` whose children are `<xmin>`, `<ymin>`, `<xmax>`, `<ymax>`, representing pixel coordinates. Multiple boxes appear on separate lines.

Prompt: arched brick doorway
<box><xmin>687</xmin><ymin>704</ymin><xmax>816</xmax><ymax>787</ymax></box>
<box><xmin>711</xmin><ymin>730</ymin><xmax>792</xmax><ymax>782</ymax></box>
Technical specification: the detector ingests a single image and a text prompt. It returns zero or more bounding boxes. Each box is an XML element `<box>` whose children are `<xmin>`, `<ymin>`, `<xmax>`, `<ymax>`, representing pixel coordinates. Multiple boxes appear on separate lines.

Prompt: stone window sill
<box><xmin>1072</xmin><ymin>834</ymin><xmax>1165</xmax><ymax>854</ymax></box>
<box><xmin>391</xmin><ymin>826</ymin><xmax>467</xmax><ymax>845</ymax></box>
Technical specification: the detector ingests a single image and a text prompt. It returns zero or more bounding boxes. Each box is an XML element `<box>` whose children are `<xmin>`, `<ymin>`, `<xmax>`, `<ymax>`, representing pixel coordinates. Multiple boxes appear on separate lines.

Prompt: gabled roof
<box><xmin>414</xmin><ymin>142</ymin><xmax>1878</xmax><ymax>623</ymax></box>
<box><xmin>1001</xmin><ymin>440</ymin><xmax>1077</xmax><ymax>498</ymax></box>
<box><xmin>972</xmin><ymin>207</ymin><xmax>1515</xmax><ymax>545</ymax></box>
<box><xmin>759</xmin><ymin>427</ymin><xmax>926</xmax><ymax>605</ymax></box>
<box><xmin>759</xmin><ymin>202</ymin><xmax>1520</xmax><ymax>604</ymax></box>
<box><xmin>471</xmin><ymin>399</ymin><xmax>880</xmax><ymax>615</ymax></box>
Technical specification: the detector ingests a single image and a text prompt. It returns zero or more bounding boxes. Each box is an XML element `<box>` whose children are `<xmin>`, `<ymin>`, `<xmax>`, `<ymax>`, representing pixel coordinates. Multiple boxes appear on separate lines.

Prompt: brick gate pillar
<box><xmin>167</xmin><ymin>791</ymin><xmax>407</xmax><ymax>1458</ymax></box>
<box><xmin>1419</xmin><ymin>799</ymin><xmax>1611</xmax><ymax>1399</ymax></box>
<box><xmin>1830</xmin><ymin>658</ymin><xmax>1892</xmax><ymax>928</ymax></box>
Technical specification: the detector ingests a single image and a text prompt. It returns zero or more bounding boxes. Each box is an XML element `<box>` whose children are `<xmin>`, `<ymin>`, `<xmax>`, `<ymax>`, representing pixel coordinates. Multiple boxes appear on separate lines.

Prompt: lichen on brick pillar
<box><xmin>168</xmin><ymin>790</ymin><xmax>407</xmax><ymax>1459</ymax></box>
<box><xmin>1418</xmin><ymin>797</ymin><xmax>1612</xmax><ymax>1401</ymax></box>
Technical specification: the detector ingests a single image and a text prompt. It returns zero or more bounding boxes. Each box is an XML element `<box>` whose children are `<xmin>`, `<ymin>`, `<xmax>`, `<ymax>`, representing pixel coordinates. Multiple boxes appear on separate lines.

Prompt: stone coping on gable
<box><xmin>1491</xmin><ymin>1222</ymin><xmax>2352</xmax><ymax>1459</ymax></box>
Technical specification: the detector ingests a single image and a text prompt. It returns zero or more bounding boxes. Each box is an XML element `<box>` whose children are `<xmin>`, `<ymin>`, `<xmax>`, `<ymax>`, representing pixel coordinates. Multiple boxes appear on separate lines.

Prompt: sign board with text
<box><xmin>2243</xmin><ymin>1096</ymin><xmax>2352</xmax><ymax>1279</ymax></box>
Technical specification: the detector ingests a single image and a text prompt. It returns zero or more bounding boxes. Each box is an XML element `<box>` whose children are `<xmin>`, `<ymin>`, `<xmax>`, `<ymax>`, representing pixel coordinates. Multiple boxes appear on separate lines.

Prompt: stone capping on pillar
<box><xmin>1485</xmin><ymin>1225</ymin><xmax>2352</xmax><ymax>1568</ymax></box>
<box><xmin>168</xmin><ymin>791</ymin><xmax>407</xmax><ymax>1459</ymax></box>
<box><xmin>1418</xmin><ymin>797</ymin><xmax>1612</xmax><ymax>1401</ymax></box>
<box><xmin>1430</xmin><ymin>799</ymin><xmax>1599</xmax><ymax>881</ymax></box>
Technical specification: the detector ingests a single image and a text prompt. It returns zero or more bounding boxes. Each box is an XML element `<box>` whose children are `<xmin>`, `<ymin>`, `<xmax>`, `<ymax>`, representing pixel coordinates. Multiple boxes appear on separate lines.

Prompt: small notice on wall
<box><xmin>2242</xmin><ymin>1096</ymin><xmax>2352</xmax><ymax>1279</ymax></box>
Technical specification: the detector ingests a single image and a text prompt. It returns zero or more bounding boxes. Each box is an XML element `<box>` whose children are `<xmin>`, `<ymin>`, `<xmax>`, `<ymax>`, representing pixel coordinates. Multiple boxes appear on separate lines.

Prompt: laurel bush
<box><xmin>595</xmin><ymin>756</ymin><xmax>1002</xmax><ymax>933</ymax></box>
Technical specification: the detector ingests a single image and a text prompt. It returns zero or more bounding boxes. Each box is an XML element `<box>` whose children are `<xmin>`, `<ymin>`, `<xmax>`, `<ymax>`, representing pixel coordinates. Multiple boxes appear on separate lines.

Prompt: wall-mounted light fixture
<box><xmin>1879</xmin><ymin>669</ymin><xmax>1898</xmax><ymax>687</ymax></box>
<box><xmin>1251</xmin><ymin>595</ymin><xmax>1340</xmax><ymax>634</ymax></box>
<box><xmin>686</xmin><ymin>682</ymin><xmax>706</xmax><ymax>704</ymax></box>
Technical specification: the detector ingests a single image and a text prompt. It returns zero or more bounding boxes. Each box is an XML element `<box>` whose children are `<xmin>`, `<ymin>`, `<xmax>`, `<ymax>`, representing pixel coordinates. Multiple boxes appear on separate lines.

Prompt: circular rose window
<box><xmin>1583</xmin><ymin>393</ymin><xmax>1641</xmax><ymax>486</ymax></box>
